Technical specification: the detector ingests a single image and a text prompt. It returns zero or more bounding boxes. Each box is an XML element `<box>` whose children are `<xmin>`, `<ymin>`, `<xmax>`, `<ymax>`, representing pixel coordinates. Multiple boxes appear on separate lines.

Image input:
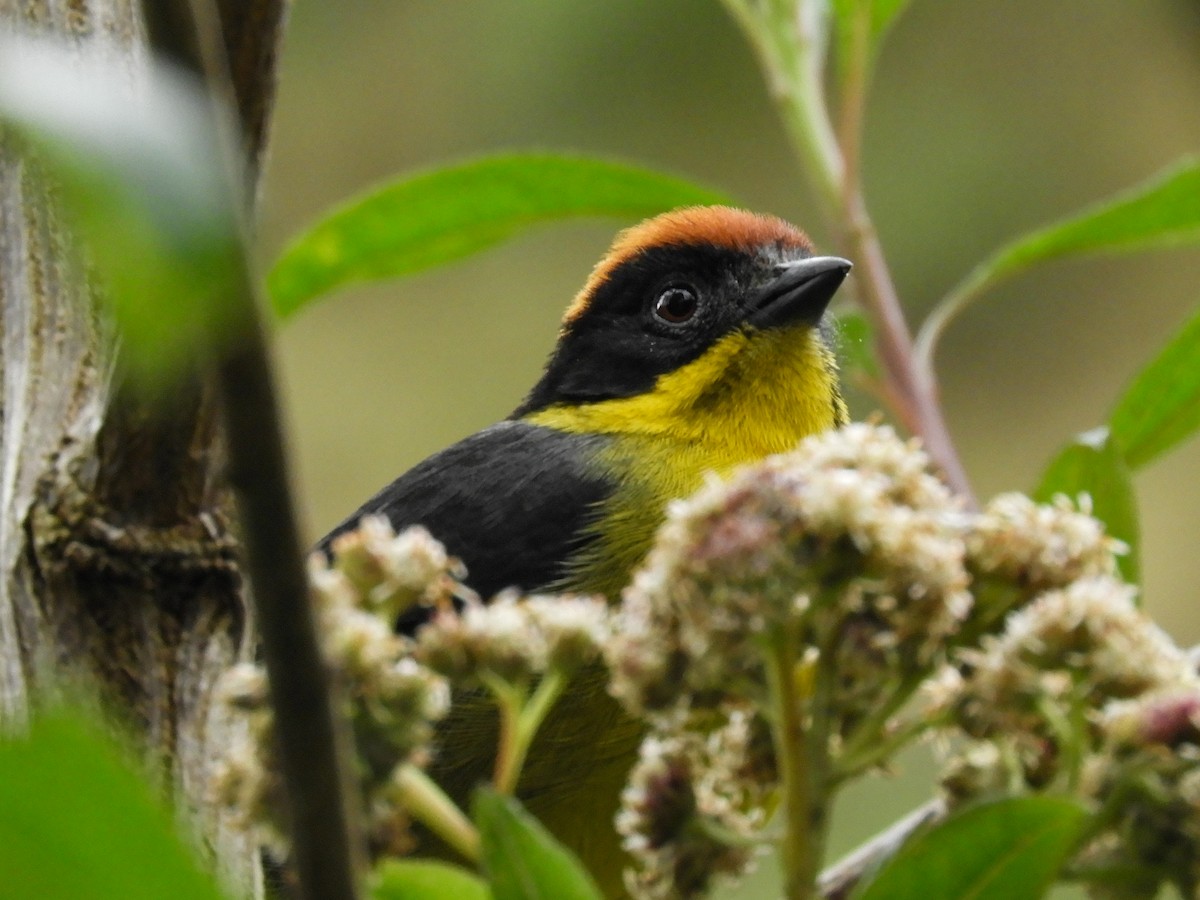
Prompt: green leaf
<box><xmin>0</xmin><ymin>713</ymin><xmax>225</xmax><ymax>900</ymax></box>
<box><xmin>1109</xmin><ymin>305</ymin><xmax>1200</xmax><ymax>470</ymax></box>
<box><xmin>855</xmin><ymin>796</ymin><xmax>1088</xmax><ymax>900</ymax></box>
<box><xmin>953</xmin><ymin>157</ymin><xmax>1200</xmax><ymax>308</ymax></box>
<box><xmin>371</xmin><ymin>859</ymin><xmax>491</xmax><ymax>900</ymax></box>
<box><xmin>267</xmin><ymin>153</ymin><xmax>732</xmax><ymax>318</ymax></box>
<box><xmin>0</xmin><ymin>35</ymin><xmax>244</xmax><ymax>393</ymax></box>
<box><xmin>473</xmin><ymin>787</ymin><xmax>602</xmax><ymax>900</ymax></box>
<box><xmin>1035</xmin><ymin>428</ymin><xmax>1139</xmax><ymax>585</ymax></box>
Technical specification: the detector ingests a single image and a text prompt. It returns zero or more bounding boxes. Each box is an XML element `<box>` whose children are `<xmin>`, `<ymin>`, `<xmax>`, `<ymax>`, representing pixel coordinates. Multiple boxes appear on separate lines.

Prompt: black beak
<box><xmin>746</xmin><ymin>255</ymin><xmax>852</xmax><ymax>329</ymax></box>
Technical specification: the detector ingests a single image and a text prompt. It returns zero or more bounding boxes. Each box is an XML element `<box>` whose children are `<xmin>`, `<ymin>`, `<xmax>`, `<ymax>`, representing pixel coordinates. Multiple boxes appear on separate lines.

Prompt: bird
<box><xmin>320</xmin><ymin>205</ymin><xmax>850</xmax><ymax>895</ymax></box>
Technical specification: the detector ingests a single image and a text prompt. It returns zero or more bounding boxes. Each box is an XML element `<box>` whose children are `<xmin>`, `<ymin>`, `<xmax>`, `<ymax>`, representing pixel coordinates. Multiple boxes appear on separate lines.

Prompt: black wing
<box><xmin>317</xmin><ymin>421</ymin><xmax>613</xmax><ymax>601</ymax></box>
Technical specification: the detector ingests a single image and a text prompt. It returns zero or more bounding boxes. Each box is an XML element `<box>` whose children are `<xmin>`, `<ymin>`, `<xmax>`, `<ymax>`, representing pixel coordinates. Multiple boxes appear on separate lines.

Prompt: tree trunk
<box><xmin>0</xmin><ymin>0</ymin><xmax>287</xmax><ymax>891</ymax></box>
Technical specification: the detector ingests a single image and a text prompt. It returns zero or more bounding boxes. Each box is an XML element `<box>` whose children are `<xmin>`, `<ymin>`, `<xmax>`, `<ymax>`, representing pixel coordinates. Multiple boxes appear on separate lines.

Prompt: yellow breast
<box><xmin>525</xmin><ymin>323</ymin><xmax>845</xmax><ymax>597</ymax></box>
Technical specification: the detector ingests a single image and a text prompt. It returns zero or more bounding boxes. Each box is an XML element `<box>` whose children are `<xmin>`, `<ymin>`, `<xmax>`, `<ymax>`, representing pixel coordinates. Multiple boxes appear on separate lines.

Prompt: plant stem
<box><xmin>840</xmin><ymin>198</ymin><xmax>974</xmax><ymax>502</ymax></box>
<box><xmin>485</xmin><ymin>669</ymin><xmax>568</xmax><ymax>795</ymax></box>
<box><xmin>148</xmin><ymin>1</ymin><xmax>366</xmax><ymax>897</ymax></box>
<box><xmin>835</xmin><ymin>717</ymin><xmax>929</xmax><ymax>784</ymax></box>
<box><xmin>817</xmin><ymin>798</ymin><xmax>946</xmax><ymax>899</ymax></box>
<box><xmin>516</xmin><ymin>668</ymin><xmax>568</xmax><ymax>773</ymax></box>
<box><xmin>832</xmin><ymin>667</ymin><xmax>939</xmax><ymax>781</ymax></box>
<box><xmin>834</xmin><ymin>0</ymin><xmax>870</xmax><ymax>206</ymax></box>
<box><xmin>483</xmin><ymin>675</ymin><xmax>526</xmax><ymax>795</ymax></box>
<box><xmin>220</xmin><ymin>303</ymin><xmax>366</xmax><ymax>900</ymax></box>
<box><xmin>722</xmin><ymin>0</ymin><xmax>975</xmax><ymax>502</ymax></box>
<box><xmin>765</xmin><ymin>630</ymin><xmax>826</xmax><ymax>900</ymax></box>
<box><xmin>913</xmin><ymin>273</ymin><xmax>987</xmax><ymax>383</ymax></box>
<box><xmin>393</xmin><ymin>764</ymin><xmax>481</xmax><ymax>864</ymax></box>
<box><xmin>722</xmin><ymin>0</ymin><xmax>843</xmax><ymax>214</ymax></box>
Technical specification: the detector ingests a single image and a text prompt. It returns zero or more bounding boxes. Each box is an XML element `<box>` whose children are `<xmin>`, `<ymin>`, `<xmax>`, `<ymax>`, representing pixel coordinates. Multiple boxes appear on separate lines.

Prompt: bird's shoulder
<box><xmin>318</xmin><ymin>420</ymin><xmax>614</xmax><ymax>598</ymax></box>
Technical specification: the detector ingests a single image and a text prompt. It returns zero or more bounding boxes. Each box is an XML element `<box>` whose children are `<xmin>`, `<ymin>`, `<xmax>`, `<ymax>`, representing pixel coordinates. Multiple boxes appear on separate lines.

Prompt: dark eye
<box><xmin>653</xmin><ymin>285</ymin><xmax>699</xmax><ymax>324</ymax></box>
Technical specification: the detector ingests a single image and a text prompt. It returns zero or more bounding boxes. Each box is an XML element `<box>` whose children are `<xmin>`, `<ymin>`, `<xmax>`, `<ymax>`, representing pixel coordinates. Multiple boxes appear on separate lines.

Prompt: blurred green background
<box><xmin>259</xmin><ymin>1</ymin><xmax>1200</xmax><ymax>893</ymax></box>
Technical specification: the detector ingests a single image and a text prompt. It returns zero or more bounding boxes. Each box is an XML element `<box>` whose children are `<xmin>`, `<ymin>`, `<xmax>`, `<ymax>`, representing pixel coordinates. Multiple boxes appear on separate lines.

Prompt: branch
<box><xmin>143</xmin><ymin>0</ymin><xmax>285</xmax><ymax>172</ymax></box>
<box><xmin>143</xmin><ymin>0</ymin><xmax>366</xmax><ymax>897</ymax></box>
<box><xmin>817</xmin><ymin>798</ymin><xmax>946</xmax><ymax>899</ymax></box>
<box><xmin>720</xmin><ymin>0</ymin><xmax>975</xmax><ymax>503</ymax></box>
<box><xmin>212</xmin><ymin>0</ymin><xmax>288</xmax><ymax>169</ymax></box>
<box><xmin>218</xmin><ymin>304</ymin><xmax>364</xmax><ymax>900</ymax></box>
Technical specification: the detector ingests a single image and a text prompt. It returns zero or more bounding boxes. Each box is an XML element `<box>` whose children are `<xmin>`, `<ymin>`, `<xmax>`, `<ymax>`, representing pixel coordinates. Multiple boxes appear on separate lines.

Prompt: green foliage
<box><xmin>0</xmin><ymin>713</ymin><xmax>225</xmax><ymax>900</ymax></box>
<box><xmin>855</xmin><ymin>797</ymin><xmax>1088</xmax><ymax>900</ymax></box>
<box><xmin>5</xmin><ymin>7</ymin><xmax>1196</xmax><ymax>900</ymax></box>
<box><xmin>0</xmin><ymin>35</ymin><xmax>244</xmax><ymax>393</ymax></box>
<box><xmin>473</xmin><ymin>788</ymin><xmax>603</xmax><ymax>900</ymax></box>
<box><xmin>267</xmin><ymin>153</ymin><xmax>732</xmax><ymax>318</ymax></box>
<box><xmin>371</xmin><ymin>860</ymin><xmax>491</xmax><ymax>900</ymax></box>
<box><xmin>947</xmin><ymin>157</ymin><xmax>1200</xmax><ymax>319</ymax></box>
<box><xmin>1110</xmin><ymin>304</ymin><xmax>1200</xmax><ymax>470</ymax></box>
<box><xmin>369</xmin><ymin>793</ymin><xmax>605</xmax><ymax>900</ymax></box>
<box><xmin>1033</xmin><ymin>301</ymin><xmax>1200</xmax><ymax>587</ymax></box>
<box><xmin>1036</xmin><ymin>428</ymin><xmax>1140</xmax><ymax>585</ymax></box>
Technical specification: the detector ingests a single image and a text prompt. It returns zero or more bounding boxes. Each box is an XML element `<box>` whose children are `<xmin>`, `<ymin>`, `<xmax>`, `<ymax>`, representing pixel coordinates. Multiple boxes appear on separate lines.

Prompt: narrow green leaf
<box><xmin>1109</xmin><ymin>305</ymin><xmax>1200</xmax><ymax>470</ymax></box>
<box><xmin>1035</xmin><ymin>428</ymin><xmax>1140</xmax><ymax>585</ymax></box>
<box><xmin>371</xmin><ymin>859</ymin><xmax>491</xmax><ymax>900</ymax></box>
<box><xmin>0</xmin><ymin>35</ymin><xmax>244</xmax><ymax>392</ymax></box>
<box><xmin>473</xmin><ymin>787</ymin><xmax>602</xmax><ymax>900</ymax></box>
<box><xmin>954</xmin><ymin>157</ymin><xmax>1200</xmax><ymax>307</ymax></box>
<box><xmin>267</xmin><ymin>153</ymin><xmax>732</xmax><ymax>318</ymax></box>
<box><xmin>855</xmin><ymin>796</ymin><xmax>1088</xmax><ymax>900</ymax></box>
<box><xmin>0</xmin><ymin>713</ymin><xmax>225</xmax><ymax>900</ymax></box>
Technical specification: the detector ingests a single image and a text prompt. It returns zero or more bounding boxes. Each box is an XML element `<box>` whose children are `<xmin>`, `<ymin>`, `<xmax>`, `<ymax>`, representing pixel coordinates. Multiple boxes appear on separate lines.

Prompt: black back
<box><xmin>318</xmin><ymin>421</ymin><xmax>613</xmax><ymax>603</ymax></box>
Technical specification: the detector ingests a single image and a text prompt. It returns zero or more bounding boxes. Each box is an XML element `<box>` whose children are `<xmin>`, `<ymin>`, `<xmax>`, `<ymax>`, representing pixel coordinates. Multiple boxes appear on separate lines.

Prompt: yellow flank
<box><xmin>525</xmin><ymin>322</ymin><xmax>845</xmax><ymax>597</ymax></box>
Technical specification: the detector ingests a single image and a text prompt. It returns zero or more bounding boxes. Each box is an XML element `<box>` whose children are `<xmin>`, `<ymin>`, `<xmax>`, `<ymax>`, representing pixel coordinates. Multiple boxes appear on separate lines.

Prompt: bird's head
<box><xmin>516</xmin><ymin>206</ymin><xmax>851</xmax><ymax>458</ymax></box>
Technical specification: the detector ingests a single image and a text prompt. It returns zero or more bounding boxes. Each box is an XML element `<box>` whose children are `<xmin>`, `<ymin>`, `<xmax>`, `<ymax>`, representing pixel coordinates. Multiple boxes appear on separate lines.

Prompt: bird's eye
<box><xmin>653</xmin><ymin>285</ymin><xmax>699</xmax><ymax>324</ymax></box>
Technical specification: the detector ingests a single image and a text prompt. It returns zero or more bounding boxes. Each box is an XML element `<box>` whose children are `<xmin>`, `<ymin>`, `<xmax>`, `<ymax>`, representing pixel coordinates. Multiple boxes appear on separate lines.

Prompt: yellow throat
<box><xmin>525</xmin><ymin>322</ymin><xmax>845</xmax><ymax>596</ymax></box>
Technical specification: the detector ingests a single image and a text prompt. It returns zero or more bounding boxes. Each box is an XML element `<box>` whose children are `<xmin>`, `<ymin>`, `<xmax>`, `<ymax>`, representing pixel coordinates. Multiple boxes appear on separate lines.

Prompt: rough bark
<box><xmin>0</xmin><ymin>0</ymin><xmax>287</xmax><ymax>891</ymax></box>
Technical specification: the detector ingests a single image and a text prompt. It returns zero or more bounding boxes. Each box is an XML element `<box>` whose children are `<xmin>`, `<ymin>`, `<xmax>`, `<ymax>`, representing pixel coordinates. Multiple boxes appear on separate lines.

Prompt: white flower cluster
<box><xmin>607</xmin><ymin>422</ymin><xmax>1140</xmax><ymax>899</ymax></box>
<box><xmin>323</xmin><ymin>516</ymin><xmax>462</xmax><ymax>620</ymax></box>
<box><xmin>967</xmin><ymin>493</ymin><xmax>1122</xmax><ymax>592</ymax></box>
<box><xmin>933</xmin><ymin>575</ymin><xmax>1200</xmax><ymax>895</ymax></box>
<box><xmin>616</xmin><ymin>707</ymin><xmax>771</xmax><ymax>900</ymax></box>
<box><xmin>211</xmin><ymin>663</ymin><xmax>288</xmax><ymax>853</ymax></box>
<box><xmin>215</xmin><ymin>519</ymin><xmax>460</xmax><ymax>860</ymax></box>
<box><xmin>608</xmin><ymin>424</ymin><xmax>978</xmax><ymax>898</ymax></box>
<box><xmin>608</xmin><ymin>423</ymin><xmax>969</xmax><ymax>718</ymax></box>
<box><xmin>217</xmin><ymin>517</ymin><xmax>615</xmax><ymax>866</ymax></box>
<box><xmin>415</xmin><ymin>590</ymin><xmax>611</xmax><ymax>684</ymax></box>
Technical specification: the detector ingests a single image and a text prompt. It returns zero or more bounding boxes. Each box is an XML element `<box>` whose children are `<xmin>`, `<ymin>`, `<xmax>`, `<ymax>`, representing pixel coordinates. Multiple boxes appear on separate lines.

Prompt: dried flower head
<box><xmin>617</xmin><ymin>708</ymin><xmax>771</xmax><ymax>899</ymax></box>
<box><xmin>217</xmin><ymin>520</ymin><xmax>458</xmax><ymax>860</ymax></box>
<box><xmin>211</xmin><ymin>664</ymin><xmax>288</xmax><ymax>854</ymax></box>
<box><xmin>1070</xmin><ymin>685</ymin><xmax>1200</xmax><ymax>895</ymax></box>
<box><xmin>415</xmin><ymin>590</ymin><xmax>609</xmax><ymax>685</ymax></box>
<box><xmin>326</xmin><ymin>517</ymin><xmax>463</xmax><ymax>621</ymax></box>
<box><xmin>523</xmin><ymin>593</ymin><xmax>611</xmax><ymax>674</ymax></box>
<box><xmin>934</xmin><ymin>576</ymin><xmax>1196</xmax><ymax>807</ymax></box>
<box><xmin>966</xmin><ymin>493</ymin><xmax>1122</xmax><ymax>595</ymax></box>
<box><xmin>608</xmin><ymin>423</ymin><xmax>969</xmax><ymax>720</ymax></box>
<box><xmin>953</xmin><ymin>577</ymin><xmax>1188</xmax><ymax>735</ymax></box>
